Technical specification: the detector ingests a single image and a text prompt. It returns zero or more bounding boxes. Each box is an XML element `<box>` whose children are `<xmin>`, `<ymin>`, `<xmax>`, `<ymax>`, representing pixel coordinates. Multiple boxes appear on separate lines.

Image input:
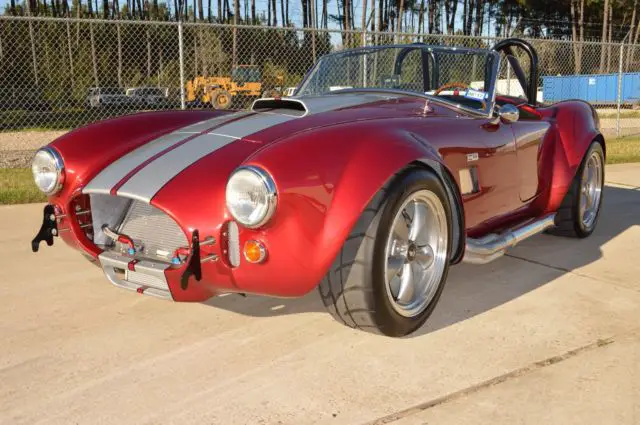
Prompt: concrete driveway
<box><xmin>2</xmin><ymin>164</ymin><xmax>639</xmax><ymax>425</ymax></box>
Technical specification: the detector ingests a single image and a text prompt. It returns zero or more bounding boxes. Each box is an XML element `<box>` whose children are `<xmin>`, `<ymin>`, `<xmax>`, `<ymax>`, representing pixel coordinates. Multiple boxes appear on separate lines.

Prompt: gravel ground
<box><xmin>0</xmin><ymin>130</ymin><xmax>66</xmax><ymax>151</ymax></box>
<box><xmin>0</xmin><ymin>131</ymin><xmax>66</xmax><ymax>169</ymax></box>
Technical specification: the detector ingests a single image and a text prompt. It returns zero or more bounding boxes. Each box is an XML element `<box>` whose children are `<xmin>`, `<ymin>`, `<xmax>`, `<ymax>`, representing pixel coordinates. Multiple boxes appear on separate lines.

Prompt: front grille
<box><xmin>126</xmin><ymin>269</ymin><xmax>170</xmax><ymax>291</ymax></box>
<box><xmin>89</xmin><ymin>195</ymin><xmax>188</xmax><ymax>263</ymax></box>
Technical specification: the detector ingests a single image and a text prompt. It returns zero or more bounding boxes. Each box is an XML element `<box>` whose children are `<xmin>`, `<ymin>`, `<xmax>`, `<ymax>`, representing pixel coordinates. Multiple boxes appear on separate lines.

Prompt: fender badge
<box><xmin>467</xmin><ymin>152</ymin><xmax>479</xmax><ymax>162</ymax></box>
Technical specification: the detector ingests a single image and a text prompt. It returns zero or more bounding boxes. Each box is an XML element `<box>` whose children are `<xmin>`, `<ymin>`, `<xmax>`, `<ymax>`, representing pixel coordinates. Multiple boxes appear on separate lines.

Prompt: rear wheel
<box><xmin>550</xmin><ymin>141</ymin><xmax>605</xmax><ymax>238</ymax></box>
<box><xmin>318</xmin><ymin>168</ymin><xmax>452</xmax><ymax>337</ymax></box>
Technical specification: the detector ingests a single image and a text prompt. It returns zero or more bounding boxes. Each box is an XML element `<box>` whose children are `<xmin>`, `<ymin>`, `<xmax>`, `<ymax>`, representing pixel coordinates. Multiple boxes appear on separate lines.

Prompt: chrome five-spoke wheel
<box><xmin>384</xmin><ymin>190</ymin><xmax>448</xmax><ymax>318</ymax></box>
<box><xmin>579</xmin><ymin>149</ymin><xmax>603</xmax><ymax>230</ymax></box>
<box><xmin>319</xmin><ymin>168</ymin><xmax>452</xmax><ymax>337</ymax></box>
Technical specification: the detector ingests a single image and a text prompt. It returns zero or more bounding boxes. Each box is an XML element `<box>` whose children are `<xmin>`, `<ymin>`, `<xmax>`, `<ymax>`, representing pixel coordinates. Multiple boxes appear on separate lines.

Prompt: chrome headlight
<box><xmin>225</xmin><ymin>166</ymin><xmax>277</xmax><ymax>228</ymax></box>
<box><xmin>31</xmin><ymin>148</ymin><xmax>64</xmax><ymax>195</ymax></box>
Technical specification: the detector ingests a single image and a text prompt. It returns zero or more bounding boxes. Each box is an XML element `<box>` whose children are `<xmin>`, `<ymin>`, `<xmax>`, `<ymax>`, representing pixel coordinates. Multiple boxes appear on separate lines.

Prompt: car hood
<box><xmin>81</xmin><ymin>92</ymin><xmax>429</xmax><ymax>203</ymax></box>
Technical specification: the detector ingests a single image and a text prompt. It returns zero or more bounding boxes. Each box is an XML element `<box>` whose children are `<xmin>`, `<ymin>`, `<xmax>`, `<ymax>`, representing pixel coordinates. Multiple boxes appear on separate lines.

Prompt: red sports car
<box><xmin>31</xmin><ymin>38</ymin><xmax>605</xmax><ymax>337</ymax></box>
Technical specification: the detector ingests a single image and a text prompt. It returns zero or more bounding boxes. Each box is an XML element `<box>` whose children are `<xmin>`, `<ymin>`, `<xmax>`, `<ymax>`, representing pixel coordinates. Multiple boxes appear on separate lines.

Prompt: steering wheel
<box><xmin>432</xmin><ymin>82</ymin><xmax>486</xmax><ymax>109</ymax></box>
<box><xmin>433</xmin><ymin>82</ymin><xmax>470</xmax><ymax>95</ymax></box>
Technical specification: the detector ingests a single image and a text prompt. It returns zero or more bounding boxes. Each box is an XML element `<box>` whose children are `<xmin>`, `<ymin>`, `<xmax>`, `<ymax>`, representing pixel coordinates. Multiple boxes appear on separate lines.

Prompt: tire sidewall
<box><xmin>574</xmin><ymin>142</ymin><xmax>605</xmax><ymax>237</ymax></box>
<box><xmin>371</xmin><ymin>168</ymin><xmax>453</xmax><ymax>337</ymax></box>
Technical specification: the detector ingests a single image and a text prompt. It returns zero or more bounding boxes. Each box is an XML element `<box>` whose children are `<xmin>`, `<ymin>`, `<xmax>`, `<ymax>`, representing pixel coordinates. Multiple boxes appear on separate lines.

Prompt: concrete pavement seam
<box><xmin>361</xmin><ymin>337</ymin><xmax>615</xmax><ymax>425</ymax></box>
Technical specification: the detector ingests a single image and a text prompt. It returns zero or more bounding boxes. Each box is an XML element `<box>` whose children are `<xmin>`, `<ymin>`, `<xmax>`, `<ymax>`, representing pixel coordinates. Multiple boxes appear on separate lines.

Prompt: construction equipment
<box><xmin>186</xmin><ymin>65</ymin><xmax>280</xmax><ymax>109</ymax></box>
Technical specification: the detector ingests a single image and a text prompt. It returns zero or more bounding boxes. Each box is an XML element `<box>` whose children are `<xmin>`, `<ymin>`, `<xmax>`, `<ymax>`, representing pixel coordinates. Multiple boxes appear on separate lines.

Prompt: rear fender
<box><xmin>535</xmin><ymin>100</ymin><xmax>604</xmax><ymax>213</ymax></box>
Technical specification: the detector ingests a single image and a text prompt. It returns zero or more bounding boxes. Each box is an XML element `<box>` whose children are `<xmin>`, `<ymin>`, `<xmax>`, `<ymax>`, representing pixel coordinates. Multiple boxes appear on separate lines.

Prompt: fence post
<box><xmin>616</xmin><ymin>41</ymin><xmax>625</xmax><ymax>138</ymax></box>
<box><xmin>178</xmin><ymin>21</ymin><xmax>186</xmax><ymax>110</ymax></box>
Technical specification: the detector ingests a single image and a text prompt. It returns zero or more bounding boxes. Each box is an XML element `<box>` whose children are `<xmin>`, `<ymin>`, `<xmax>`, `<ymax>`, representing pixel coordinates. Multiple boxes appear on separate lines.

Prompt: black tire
<box><xmin>318</xmin><ymin>168</ymin><xmax>453</xmax><ymax>337</ymax></box>
<box><xmin>549</xmin><ymin>141</ymin><xmax>605</xmax><ymax>238</ymax></box>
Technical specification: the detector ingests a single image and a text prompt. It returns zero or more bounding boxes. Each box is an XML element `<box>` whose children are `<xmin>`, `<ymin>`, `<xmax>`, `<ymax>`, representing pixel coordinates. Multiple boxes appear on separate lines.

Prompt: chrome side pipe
<box><xmin>463</xmin><ymin>213</ymin><xmax>556</xmax><ymax>265</ymax></box>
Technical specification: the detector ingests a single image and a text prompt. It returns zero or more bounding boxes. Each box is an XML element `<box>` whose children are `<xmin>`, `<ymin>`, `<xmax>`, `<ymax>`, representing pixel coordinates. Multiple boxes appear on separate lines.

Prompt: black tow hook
<box><xmin>180</xmin><ymin>229</ymin><xmax>202</xmax><ymax>289</ymax></box>
<box><xmin>31</xmin><ymin>205</ymin><xmax>58</xmax><ymax>252</ymax></box>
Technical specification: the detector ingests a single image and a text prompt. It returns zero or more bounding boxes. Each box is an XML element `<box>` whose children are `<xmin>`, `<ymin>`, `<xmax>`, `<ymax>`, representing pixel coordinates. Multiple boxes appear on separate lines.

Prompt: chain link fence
<box><xmin>1</xmin><ymin>16</ymin><xmax>639</xmax><ymax>140</ymax></box>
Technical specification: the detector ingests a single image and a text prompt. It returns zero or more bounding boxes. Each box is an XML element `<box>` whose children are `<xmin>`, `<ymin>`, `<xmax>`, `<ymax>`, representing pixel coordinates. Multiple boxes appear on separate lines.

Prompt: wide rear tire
<box><xmin>549</xmin><ymin>141</ymin><xmax>605</xmax><ymax>238</ymax></box>
<box><xmin>318</xmin><ymin>168</ymin><xmax>453</xmax><ymax>337</ymax></box>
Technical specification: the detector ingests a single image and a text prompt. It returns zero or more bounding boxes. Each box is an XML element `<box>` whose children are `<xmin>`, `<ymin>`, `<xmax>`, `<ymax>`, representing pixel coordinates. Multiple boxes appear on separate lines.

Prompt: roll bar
<box><xmin>492</xmin><ymin>38</ymin><xmax>539</xmax><ymax>105</ymax></box>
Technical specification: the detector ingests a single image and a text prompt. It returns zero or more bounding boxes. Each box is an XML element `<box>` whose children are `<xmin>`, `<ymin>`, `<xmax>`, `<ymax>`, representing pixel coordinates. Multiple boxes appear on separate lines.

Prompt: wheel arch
<box><xmin>239</xmin><ymin>123</ymin><xmax>467</xmax><ymax>296</ymax></box>
<box><xmin>410</xmin><ymin>159</ymin><xmax>465</xmax><ymax>265</ymax></box>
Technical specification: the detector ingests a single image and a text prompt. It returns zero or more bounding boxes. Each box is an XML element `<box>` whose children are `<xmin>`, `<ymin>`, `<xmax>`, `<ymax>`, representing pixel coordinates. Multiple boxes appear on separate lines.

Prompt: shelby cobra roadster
<box><xmin>31</xmin><ymin>38</ymin><xmax>605</xmax><ymax>337</ymax></box>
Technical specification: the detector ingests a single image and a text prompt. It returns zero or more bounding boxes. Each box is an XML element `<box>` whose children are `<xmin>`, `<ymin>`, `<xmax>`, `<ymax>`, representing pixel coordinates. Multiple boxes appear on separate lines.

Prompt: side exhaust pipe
<box><xmin>463</xmin><ymin>213</ymin><xmax>556</xmax><ymax>265</ymax></box>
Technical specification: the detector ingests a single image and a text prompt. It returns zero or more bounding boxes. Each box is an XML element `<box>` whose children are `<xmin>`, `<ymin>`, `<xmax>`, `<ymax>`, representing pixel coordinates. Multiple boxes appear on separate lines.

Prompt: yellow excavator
<box><xmin>186</xmin><ymin>65</ymin><xmax>282</xmax><ymax>109</ymax></box>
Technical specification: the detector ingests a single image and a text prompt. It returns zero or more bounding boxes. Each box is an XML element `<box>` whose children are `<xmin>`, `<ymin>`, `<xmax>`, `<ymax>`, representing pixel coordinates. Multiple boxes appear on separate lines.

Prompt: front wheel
<box><xmin>318</xmin><ymin>168</ymin><xmax>452</xmax><ymax>337</ymax></box>
<box><xmin>211</xmin><ymin>90</ymin><xmax>232</xmax><ymax>109</ymax></box>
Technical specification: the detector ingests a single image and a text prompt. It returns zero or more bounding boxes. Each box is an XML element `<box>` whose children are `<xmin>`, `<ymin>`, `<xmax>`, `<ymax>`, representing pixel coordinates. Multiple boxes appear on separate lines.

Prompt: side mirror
<box><xmin>498</xmin><ymin>104</ymin><xmax>519</xmax><ymax>123</ymax></box>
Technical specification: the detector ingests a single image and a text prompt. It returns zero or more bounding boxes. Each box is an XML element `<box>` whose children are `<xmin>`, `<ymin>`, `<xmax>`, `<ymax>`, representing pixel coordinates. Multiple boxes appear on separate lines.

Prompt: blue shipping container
<box><xmin>542</xmin><ymin>72</ymin><xmax>640</xmax><ymax>104</ymax></box>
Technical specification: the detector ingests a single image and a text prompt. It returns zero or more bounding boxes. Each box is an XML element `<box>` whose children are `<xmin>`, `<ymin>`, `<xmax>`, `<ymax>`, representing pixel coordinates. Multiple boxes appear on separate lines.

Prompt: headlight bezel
<box><xmin>225</xmin><ymin>165</ymin><xmax>277</xmax><ymax>229</ymax></box>
<box><xmin>31</xmin><ymin>147</ymin><xmax>65</xmax><ymax>196</ymax></box>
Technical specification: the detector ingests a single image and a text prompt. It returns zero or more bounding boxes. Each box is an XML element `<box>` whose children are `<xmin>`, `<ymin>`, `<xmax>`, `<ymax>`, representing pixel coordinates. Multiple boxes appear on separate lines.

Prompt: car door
<box><xmin>510</xmin><ymin>118</ymin><xmax>550</xmax><ymax>202</ymax></box>
<box><xmin>461</xmin><ymin>116</ymin><xmax>521</xmax><ymax>230</ymax></box>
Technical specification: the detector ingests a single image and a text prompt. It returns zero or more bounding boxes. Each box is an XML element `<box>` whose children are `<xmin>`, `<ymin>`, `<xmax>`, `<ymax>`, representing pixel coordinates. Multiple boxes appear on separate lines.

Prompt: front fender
<box><xmin>235</xmin><ymin>120</ymin><xmax>454</xmax><ymax>296</ymax></box>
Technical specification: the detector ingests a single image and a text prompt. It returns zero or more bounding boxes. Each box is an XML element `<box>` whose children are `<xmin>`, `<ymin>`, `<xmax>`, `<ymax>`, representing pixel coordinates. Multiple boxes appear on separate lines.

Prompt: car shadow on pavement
<box><xmin>204</xmin><ymin>185</ymin><xmax>640</xmax><ymax>338</ymax></box>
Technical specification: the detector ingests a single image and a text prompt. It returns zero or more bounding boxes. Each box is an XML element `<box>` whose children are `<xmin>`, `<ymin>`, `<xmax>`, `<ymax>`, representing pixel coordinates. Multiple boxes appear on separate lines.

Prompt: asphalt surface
<box><xmin>2</xmin><ymin>164</ymin><xmax>640</xmax><ymax>425</ymax></box>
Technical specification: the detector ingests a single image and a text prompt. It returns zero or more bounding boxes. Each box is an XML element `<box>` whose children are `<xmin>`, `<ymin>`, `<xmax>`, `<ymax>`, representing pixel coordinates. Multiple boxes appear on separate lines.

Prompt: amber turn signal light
<box><xmin>243</xmin><ymin>240</ymin><xmax>267</xmax><ymax>263</ymax></box>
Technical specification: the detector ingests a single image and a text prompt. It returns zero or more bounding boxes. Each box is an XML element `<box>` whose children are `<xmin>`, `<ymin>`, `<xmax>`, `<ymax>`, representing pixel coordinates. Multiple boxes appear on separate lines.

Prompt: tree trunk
<box><xmin>627</xmin><ymin>0</ymin><xmax>637</xmax><ymax>70</ymax></box>
<box><xmin>418</xmin><ymin>0</ymin><xmax>424</xmax><ymax>34</ymax></box>
<box><xmin>233</xmin><ymin>0</ymin><xmax>237</xmax><ymax>65</ymax></box>
<box><xmin>103</xmin><ymin>0</ymin><xmax>108</xmax><ymax>18</ymax></box>
<box><xmin>66</xmin><ymin>21</ymin><xmax>75</xmax><ymax>90</ymax></box>
<box><xmin>197</xmin><ymin>0</ymin><xmax>203</xmax><ymax>19</ymax></box>
<box><xmin>577</xmin><ymin>0</ymin><xmax>584</xmax><ymax>73</ymax></box>
<box><xmin>28</xmin><ymin>21</ymin><xmax>38</xmax><ymax>85</ymax></box>
<box><xmin>90</xmin><ymin>23</ymin><xmax>98</xmax><ymax>87</ymax></box>
<box><xmin>571</xmin><ymin>0</ymin><xmax>579</xmax><ymax>73</ymax></box>
<box><xmin>428</xmin><ymin>0</ymin><xmax>434</xmax><ymax>33</ymax></box>
<box><xmin>272</xmin><ymin>0</ymin><xmax>277</xmax><ymax>25</ymax></box>
<box><xmin>396</xmin><ymin>0</ymin><xmax>404</xmax><ymax>33</ymax></box>
<box><xmin>10</xmin><ymin>0</ymin><xmax>15</xmax><ymax>15</ymax></box>
<box><xmin>361</xmin><ymin>0</ymin><xmax>367</xmax><ymax>44</ymax></box>
<box><xmin>370</xmin><ymin>0</ymin><xmax>375</xmax><ymax>31</ymax></box>
<box><xmin>474</xmin><ymin>0</ymin><xmax>483</xmax><ymax>36</ymax></box>
<box><xmin>280</xmin><ymin>0</ymin><xmax>285</xmax><ymax>25</ymax></box>
<box><xmin>607</xmin><ymin>4</ymin><xmax>612</xmax><ymax>73</ymax></box>
<box><xmin>117</xmin><ymin>24</ymin><xmax>122</xmax><ymax>87</ymax></box>
<box><xmin>250</xmin><ymin>0</ymin><xmax>255</xmax><ymax>22</ymax></box>
<box><xmin>146</xmin><ymin>27</ymin><xmax>151</xmax><ymax>79</ymax></box>
<box><xmin>599</xmin><ymin>0</ymin><xmax>609</xmax><ymax>73</ymax></box>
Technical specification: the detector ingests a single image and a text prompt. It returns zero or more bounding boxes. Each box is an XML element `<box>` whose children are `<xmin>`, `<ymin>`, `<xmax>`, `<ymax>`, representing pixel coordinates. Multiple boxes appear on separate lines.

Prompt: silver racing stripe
<box><xmin>115</xmin><ymin>113</ymin><xmax>297</xmax><ymax>202</ymax></box>
<box><xmin>84</xmin><ymin>94</ymin><xmax>386</xmax><ymax>202</ymax></box>
<box><xmin>82</xmin><ymin>113</ymin><xmax>246</xmax><ymax>195</ymax></box>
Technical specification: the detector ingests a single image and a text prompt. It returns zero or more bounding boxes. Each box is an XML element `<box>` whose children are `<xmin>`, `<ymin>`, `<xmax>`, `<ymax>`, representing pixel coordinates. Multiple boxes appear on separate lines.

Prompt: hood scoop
<box><xmin>251</xmin><ymin>93</ymin><xmax>400</xmax><ymax>118</ymax></box>
<box><xmin>251</xmin><ymin>98</ymin><xmax>308</xmax><ymax>117</ymax></box>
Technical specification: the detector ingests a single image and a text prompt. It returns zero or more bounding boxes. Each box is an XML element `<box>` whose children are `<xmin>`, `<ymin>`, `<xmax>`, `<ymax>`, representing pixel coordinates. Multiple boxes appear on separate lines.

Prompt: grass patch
<box><xmin>0</xmin><ymin>137</ymin><xmax>638</xmax><ymax>205</ymax></box>
<box><xmin>0</xmin><ymin>169</ymin><xmax>47</xmax><ymax>205</ymax></box>
<box><xmin>607</xmin><ymin>137</ymin><xmax>640</xmax><ymax>164</ymax></box>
